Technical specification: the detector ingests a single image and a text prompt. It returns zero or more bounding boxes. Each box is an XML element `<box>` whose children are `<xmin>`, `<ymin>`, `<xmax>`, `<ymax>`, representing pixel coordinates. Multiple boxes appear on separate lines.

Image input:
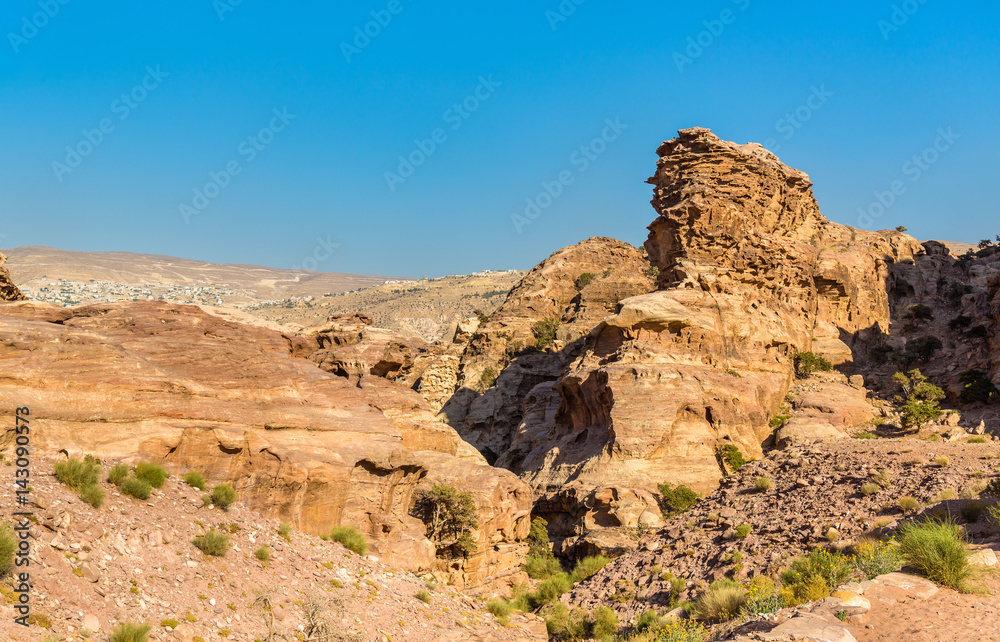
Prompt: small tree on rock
<box><xmin>412</xmin><ymin>484</ymin><xmax>480</xmax><ymax>558</ymax></box>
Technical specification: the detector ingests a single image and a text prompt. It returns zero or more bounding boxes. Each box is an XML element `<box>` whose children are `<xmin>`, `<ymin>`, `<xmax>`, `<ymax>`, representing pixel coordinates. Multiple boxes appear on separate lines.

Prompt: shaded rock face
<box><xmin>442</xmin><ymin>237</ymin><xmax>655</xmax><ymax>461</ymax></box>
<box><xmin>0</xmin><ymin>300</ymin><xmax>531</xmax><ymax>588</ymax></box>
<box><xmin>0</xmin><ymin>253</ymin><xmax>25</xmax><ymax>301</ymax></box>
<box><xmin>501</xmin><ymin>129</ymin><xmax>921</xmax><ymax>546</ymax></box>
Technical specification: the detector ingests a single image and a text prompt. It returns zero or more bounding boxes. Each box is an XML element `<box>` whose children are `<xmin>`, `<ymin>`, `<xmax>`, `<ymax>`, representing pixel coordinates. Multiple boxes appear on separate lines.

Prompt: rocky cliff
<box><xmin>0</xmin><ymin>252</ymin><xmax>25</xmax><ymax>301</ymax></box>
<box><xmin>0</xmin><ymin>300</ymin><xmax>531</xmax><ymax>589</ymax></box>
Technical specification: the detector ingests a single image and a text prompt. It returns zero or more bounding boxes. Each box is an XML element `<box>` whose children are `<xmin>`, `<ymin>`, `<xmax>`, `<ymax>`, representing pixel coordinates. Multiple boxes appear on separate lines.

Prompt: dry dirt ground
<box><xmin>0</xmin><ymin>455</ymin><xmax>542</xmax><ymax>642</ymax></box>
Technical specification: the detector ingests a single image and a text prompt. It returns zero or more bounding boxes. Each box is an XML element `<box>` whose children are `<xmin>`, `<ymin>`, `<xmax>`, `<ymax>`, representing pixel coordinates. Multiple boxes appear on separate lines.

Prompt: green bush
<box><xmin>211</xmin><ymin>484</ymin><xmax>237</xmax><ymax>510</ymax></box>
<box><xmin>183</xmin><ymin>471</ymin><xmax>206</xmax><ymax>491</ymax></box>
<box><xmin>108</xmin><ymin>463</ymin><xmax>130</xmax><ymax>486</ymax></box>
<box><xmin>739</xmin><ymin>576</ymin><xmax>785</xmax><ymax>618</ymax></box>
<box><xmin>735</xmin><ymin>523</ymin><xmax>752</xmax><ymax>539</ymax></box>
<box><xmin>949</xmin><ymin>315</ymin><xmax>973</xmax><ymax>330</ymax></box>
<box><xmin>658</xmin><ymin>483</ymin><xmax>699</xmax><ymax>516</ymax></box>
<box><xmin>541</xmin><ymin>602</ymin><xmax>588</xmax><ymax>641</ymax></box>
<box><xmin>635</xmin><ymin>609</ymin><xmax>667</xmax><ymax>632</ymax></box>
<box><xmin>278</xmin><ymin>522</ymin><xmax>293</xmax><ymax>542</ymax></box>
<box><xmin>79</xmin><ymin>483</ymin><xmax>105</xmax><ymax>509</ymax></box>
<box><xmin>860</xmin><ymin>482</ymin><xmax>880</xmax><ymax>497</ymax></box>
<box><xmin>898</xmin><ymin>519</ymin><xmax>972</xmax><ymax>590</ymax></box>
<box><xmin>718</xmin><ymin>444</ymin><xmax>748</xmax><ymax>472</ymax></box>
<box><xmin>0</xmin><ymin>522</ymin><xmax>16</xmax><ymax>577</ymax></box>
<box><xmin>574</xmin><ymin>272</ymin><xmax>596</xmax><ymax>290</ymax></box>
<box><xmin>254</xmin><ymin>546</ymin><xmax>271</xmax><ymax>562</ymax></box>
<box><xmin>754</xmin><ymin>476</ymin><xmax>772</xmax><ymax>492</ymax></box>
<box><xmin>959</xmin><ymin>370</ymin><xmax>999</xmax><ymax>405</ymax></box>
<box><xmin>330</xmin><ymin>526</ymin><xmax>368</xmax><ymax>556</ymax></box>
<box><xmin>905</xmin><ymin>336</ymin><xmax>943</xmax><ymax>362</ymax></box>
<box><xmin>108</xmin><ymin>622</ymin><xmax>151</xmax><ymax>642</ymax></box>
<box><xmin>54</xmin><ymin>457</ymin><xmax>100</xmax><ymax>491</ymax></box>
<box><xmin>134</xmin><ymin>462</ymin><xmax>169</xmax><ymax>489</ymax></box>
<box><xmin>969</xmin><ymin>437</ymin><xmax>988</xmax><ymax>444</ymax></box>
<box><xmin>893</xmin><ymin>369</ymin><xmax>945</xmax><ymax>429</ymax></box>
<box><xmin>898</xmin><ymin>496</ymin><xmax>920</xmax><ymax>512</ymax></box>
<box><xmin>526</xmin><ymin>516</ymin><xmax>552</xmax><ymax>558</ymax></box>
<box><xmin>192</xmin><ymin>528</ymin><xmax>230</xmax><ymax>557</ymax></box>
<box><xmin>690</xmin><ymin>578</ymin><xmax>746</xmax><ymax>621</ymax></box>
<box><xmin>643</xmin><ymin>619</ymin><xmax>710</xmax><ymax>641</ymax></box>
<box><xmin>416</xmin><ymin>589</ymin><xmax>432</xmax><ymax>604</ymax></box>
<box><xmin>412</xmin><ymin>484</ymin><xmax>479</xmax><ymax>558</ymax></box>
<box><xmin>532</xmin><ymin>318</ymin><xmax>561</xmax><ymax>349</ymax></box>
<box><xmin>487</xmin><ymin>598</ymin><xmax>514</xmax><ymax>622</ymax></box>
<box><xmin>525</xmin><ymin>553</ymin><xmax>562</xmax><ymax>580</ymax></box>
<box><xmin>590</xmin><ymin>606</ymin><xmax>618</xmax><ymax>638</ymax></box>
<box><xmin>569</xmin><ymin>555</ymin><xmax>611</xmax><ymax>584</ymax></box>
<box><xmin>794</xmin><ymin>351</ymin><xmax>833</xmax><ymax>378</ymax></box>
<box><xmin>856</xmin><ymin>431</ymin><xmax>878</xmax><ymax>439</ymax></box>
<box><xmin>908</xmin><ymin>304</ymin><xmax>934</xmax><ymax>320</ymax></box>
<box><xmin>851</xmin><ymin>539</ymin><xmax>904</xmax><ymax>579</ymax></box>
<box><xmin>534</xmin><ymin>573</ymin><xmax>573</xmax><ymax>607</ymax></box>
<box><xmin>781</xmin><ymin>548</ymin><xmax>851</xmax><ymax>604</ymax></box>
<box><xmin>120</xmin><ymin>476</ymin><xmax>152</xmax><ymax>500</ymax></box>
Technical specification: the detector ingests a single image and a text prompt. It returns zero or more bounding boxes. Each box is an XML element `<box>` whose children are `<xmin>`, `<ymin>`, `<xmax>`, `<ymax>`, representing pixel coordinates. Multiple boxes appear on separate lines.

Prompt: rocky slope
<box><xmin>0</xmin><ymin>454</ymin><xmax>544</xmax><ymax>641</ymax></box>
<box><xmin>0</xmin><ymin>299</ymin><xmax>531</xmax><ymax>590</ymax></box>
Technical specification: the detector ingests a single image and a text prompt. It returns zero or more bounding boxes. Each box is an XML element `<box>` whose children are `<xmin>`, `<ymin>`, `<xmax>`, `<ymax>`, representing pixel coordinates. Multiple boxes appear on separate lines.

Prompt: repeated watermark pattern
<box><xmin>385</xmin><ymin>76</ymin><xmax>501</xmax><ymax>192</ymax></box>
<box><xmin>341</xmin><ymin>0</ymin><xmax>408</xmax><ymax>63</ymax></box>
<box><xmin>878</xmin><ymin>0</ymin><xmax>930</xmax><ymax>40</ymax></box>
<box><xmin>673</xmin><ymin>0</ymin><xmax>751</xmax><ymax>73</ymax></box>
<box><xmin>51</xmin><ymin>66</ymin><xmax>169</xmax><ymax>183</ymax></box>
<box><xmin>762</xmin><ymin>85</ymin><xmax>834</xmax><ymax>153</ymax></box>
<box><xmin>511</xmin><ymin>117</ymin><xmax>627</xmax><ymax>234</ymax></box>
<box><xmin>293</xmin><ymin>236</ymin><xmax>341</xmax><ymax>272</ymax></box>
<box><xmin>179</xmin><ymin>107</ymin><xmax>296</xmax><ymax>223</ymax></box>
<box><xmin>214</xmin><ymin>0</ymin><xmax>244</xmax><ymax>22</ymax></box>
<box><xmin>856</xmin><ymin>127</ymin><xmax>959</xmax><ymax>228</ymax></box>
<box><xmin>545</xmin><ymin>0</ymin><xmax>586</xmax><ymax>31</ymax></box>
<box><xmin>7</xmin><ymin>0</ymin><xmax>71</xmax><ymax>53</ymax></box>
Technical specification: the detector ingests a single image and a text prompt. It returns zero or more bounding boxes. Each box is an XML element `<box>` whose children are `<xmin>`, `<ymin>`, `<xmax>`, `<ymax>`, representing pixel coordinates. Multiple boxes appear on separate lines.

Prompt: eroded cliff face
<box><xmin>0</xmin><ymin>300</ymin><xmax>531</xmax><ymax>589</ymax></box>
<box><xmin>496</xmin><ymin>128</ymin><xmax>922</xmax><ymax>548</ymax></box>
<box><xmin>0</xmin><ymin>253</ymin><xmax>25</xmax><ymax>301</ymax></box>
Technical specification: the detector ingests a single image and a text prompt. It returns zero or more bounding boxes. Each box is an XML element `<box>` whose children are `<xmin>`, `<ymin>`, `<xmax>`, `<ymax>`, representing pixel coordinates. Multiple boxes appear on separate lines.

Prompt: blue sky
<box><xmin>1</xmin><ymin>1</ymin><xmax>997</xmax><ymax>277</ymax></box>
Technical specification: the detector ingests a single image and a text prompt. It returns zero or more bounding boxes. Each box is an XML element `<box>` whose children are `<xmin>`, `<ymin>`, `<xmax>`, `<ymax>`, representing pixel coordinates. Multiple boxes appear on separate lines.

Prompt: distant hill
<box><xmin>249</xmin><ymin>271</ymin><xmax>526</xmax><ymax>341</ymax></box>
<box><xmin>2</xmin><ymin>245</ymin><xmax>413</xmax><ymax>307</ymax></box>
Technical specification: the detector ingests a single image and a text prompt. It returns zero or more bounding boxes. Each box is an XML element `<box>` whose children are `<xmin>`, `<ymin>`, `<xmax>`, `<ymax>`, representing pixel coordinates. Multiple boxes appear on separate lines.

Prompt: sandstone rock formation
<box><xmin>0</xmin><ymin>252</ymin><xmax>25</xmax><ymax>301</ymax></box>
<box><xmin>484</xmin><ymin>129</ymin><xmax>921</xmax><ymax>551</ymax></box>
<box><xmin>441</xmin><ymin>237</ymin><xmax>655</xmax><ymax>461</ymax></box>
<box><xmin>0</xmin><ymin>300</ymin><xmax>531</xmax><ymax>588</ymax></box>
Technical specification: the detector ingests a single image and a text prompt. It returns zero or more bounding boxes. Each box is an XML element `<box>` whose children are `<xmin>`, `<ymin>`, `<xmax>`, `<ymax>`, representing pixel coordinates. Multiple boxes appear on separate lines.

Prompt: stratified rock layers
<box><xmin>0</xmin><ymin>253</ymin><xmax>25</xmax><ymax>301</ymax></box>
<box><xmin>0</xmin><ymin>301</ymin><xmax>531</xmax><ymax>588</ymax></box>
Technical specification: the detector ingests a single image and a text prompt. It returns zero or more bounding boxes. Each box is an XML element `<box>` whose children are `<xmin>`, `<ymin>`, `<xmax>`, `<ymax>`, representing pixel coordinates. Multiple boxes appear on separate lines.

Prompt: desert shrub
<box><xmin>120</xmin><ymin>476</ymin><xmax>152</xmax><ymax>500</ymax></box>
<box><xmin>893</xmin><ymin>369</ymin><xmax>945</xmax><ymax>429</ymax></box>
<box><xmin>254</xmin><ymin>546</ymin><xmax>270</xmax><ymax>562</ymax></box>
<box><xmin>533</xmin><ymin>318</ymin><xmax>561</xmax><ymax>349</ymax></box>
<box><xmin>569</xmin><ymin>555</ymin><xmax>611</xmax><ymax>584</ymax></box>
<box><xmin>574</xmin><ymin>272</ymin><xmax>596</xmax><ymax>290</ymax></box>
<box><xmin>949</xmin><ymin>315</ymin><xmax>973</xmax><ymax>330</ymax></box>
<box><xmin>645</xmin><ymin>619</ymin><xmax>710</xmax><ymax>642</ymax></box>
<box><xmin>825</xmin><ymin>527</ymin><xmax>840</xmax><ymax>542</ymax></box>
<box><xmin>933</xmin><ymin>488</ymin><xmax>957</xmax><ymax>503</ymax></box>
<box><xmin>534</xmin><ymin>573</ymin><xmax>573</xmax><ymax>607</ymax></box>
<box><xmin>851</xmin><ymin>539</ymin><xmax>904</xmax><ymax>579</ymax></box>
<box><xmin>454</xmin><ymin>532</ymin><xmax>477</xmax><ymax>557</ymax></box>
<box><xmin>905</xmin><ymin>336</ymin><xmax>943</xmax><ymax>362</ymax></box>
<box><xmin>754</xmin><ymin>476</ymin><xmax>772</xmax><ymax>492</ymax></box>
<box><xmin>479</xmin><ymin>366</ymin><xmax>498</xmax><ymax>392</ymax></box>
<box><xmin>860</xmin><ymin>483</ymin><xmax>880</xmax><ymax>497</ymax></box>
<box><xmin>108</xmin><ymin>463</ymin><xmax>130</xmax><ymax>486</ymax></box>
<box><xmin>210</xmin><ymin>484</ymin><xmax>236</xmax><ymax>510</ymax></box>
<box><xmin>54</xmin><ymin>457</ymin><xmax>100</xmax><ymax>491</ymax></box>
<box><xmin>108</xmin><ymin>622</ymin><xmax>151</xmax><ymax>642</ymax></box>
<box><xmin>959</xmin><ymin>370</ymin><xmax>999</xmax><ymax>405</ymax></box>
<box><xmin>718</xmin><ymin>444</ymin><xmax>748</xmax><ymax>472</ymax></box>
<box><xmin>690</xmin><ymin>578</ymin><xmax>746</xmax><ymax>621</ymax></box>
<box><xmin>278</xmin><ymin>522</ymin><xmax>292</xmax><ymax>542</ymax></box>
<box><xmin>330</xmin><ymin>526</ymin><xmax>368</xmax><ymax>556</ymax></box>
<box><xmin>134</xmin><ymin>462</ymin><xmax>169</xmax><ymax>488</ymax></box>
<box><xmin>412</xmin><ymin>484</ymin><xmax>479</xmax><ymax>558</ymax></box>
<box><xmin>908</xmin><ymin>304</ymin><xmax>934</xmax><ymax>320</ymax></box>
<box><xmin>525</xmin><ymin>553</ymin><xmax>562</xmax><ymax>580</ymax></box>
<box><xmin>898</xmin><ymin>496</ymin><xmax>921</xmax><ymax>512</ymax></box>
<box><xmin>855</xmin><ymin>430</ymin><xmax>878</xmax><ymax>439</ymax></box>
<box><xmin>487</xmin><ymin>598</ymin><xmax>514</xmax><ymax>624</ymax></box>
<box><xmin>794</xmin><ymin>351</ymin><xmax>833</xmax><ymax>378</ymax></box>
<box><xmin>735</xmin><ymin>523</ymin><xmax>752</xmax><ymax>539</ymax></box>
<box><xmin>193</xmin><ymin>528</ymin><xmax>230</xmax><ymax>557</ymax></box>
<box><xmin>947</xmin><ymin>283</ymin><xmax>974</xmax><ymax>303</ymax></box>
<box><xmin>658</xmin><ymin>482</ymin><xmax>699</xmax><ymax>516</ymax></box>
<box><xmin>0</xmin><ymin>522</ymin><xmax>16</xmax><ymax>577</ymax></box>
<box><xmin>962</xmin><ymin>500</ymin><xmax>986</xmax><ymax>523</ymax></box>
<box><xmin>416</xmin><ymin>589</ymin><xmax>432</xmax><ymax>604</ymax></box>
<box><xmin>79</xmin><ymin>483</ymin><xmax>104</xmax><ymax>509</ymax></box>
<box><xmin>739</xmin><ymin>576</ymin><xmax>785</xmax><ymax>618</ymax></box>
<box><xmin>541</xmin><ymin>602</ymin><xmax>589</xmax><ymax>641</ymax></box>
<box><xmin>183</xmin><ymin>471</ymin><xmax>206</xmax><ymax>490</ymax></box>
<box><xmin>781</xmin><ymin>548</ymin><xmax>851</xmax><ymax>604</ymax></box>
<box><xmin>937</xmin><ymin>456</ymin><xmax>951</xmax><ymax>467</ymax></box>
<box><xmin>898</xmin><ymin>519</ymin><xmax>971</xmax><ymax>590</ymax></box>
<box><xmin>769</xmin><ymin>408</ymin><xmax>792</xmax><ymax>430</ymax></box>
<box><xmin>590</xmin><ymin>606</ymin><xmax>618</xmax><ymax>638</ymax></box>
<box><xmin>969</xmin><ymin>437</ymin><xmax>988</xmax><ymax>444</ymax></box>
<box><xmin>635</xmin><ymin>609</ymin><xmax>667</xmax><ymax>632</ymax></box>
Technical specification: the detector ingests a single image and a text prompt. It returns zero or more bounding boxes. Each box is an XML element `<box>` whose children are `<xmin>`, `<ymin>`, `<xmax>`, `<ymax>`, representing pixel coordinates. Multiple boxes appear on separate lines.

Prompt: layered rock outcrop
<box><xmin>494</xmin><ymin>128</ymin><xmax>920</xmax><ymax>548</ymax></box>
<box><xmin>0</xmin><ymin>300</ymin><xmax>531</xmax><ymax>588</ymax></box>
<box><xmin>442</xmin><ymin>237</ymin><xmax>655</xmax><ymax>461</ymax></box>
<box><xmin>0</xmin><ymin>253</ymin><xmax>25</xmax><ymax>301</ymax></box>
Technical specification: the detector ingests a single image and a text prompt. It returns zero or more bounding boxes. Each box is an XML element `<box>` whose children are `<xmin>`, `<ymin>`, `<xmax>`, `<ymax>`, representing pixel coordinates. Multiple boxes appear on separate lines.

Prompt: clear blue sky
<box><xmin>1</xmin><ymin>1</ymin><xmax>997</xmax><ymax>277</ymax></box>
